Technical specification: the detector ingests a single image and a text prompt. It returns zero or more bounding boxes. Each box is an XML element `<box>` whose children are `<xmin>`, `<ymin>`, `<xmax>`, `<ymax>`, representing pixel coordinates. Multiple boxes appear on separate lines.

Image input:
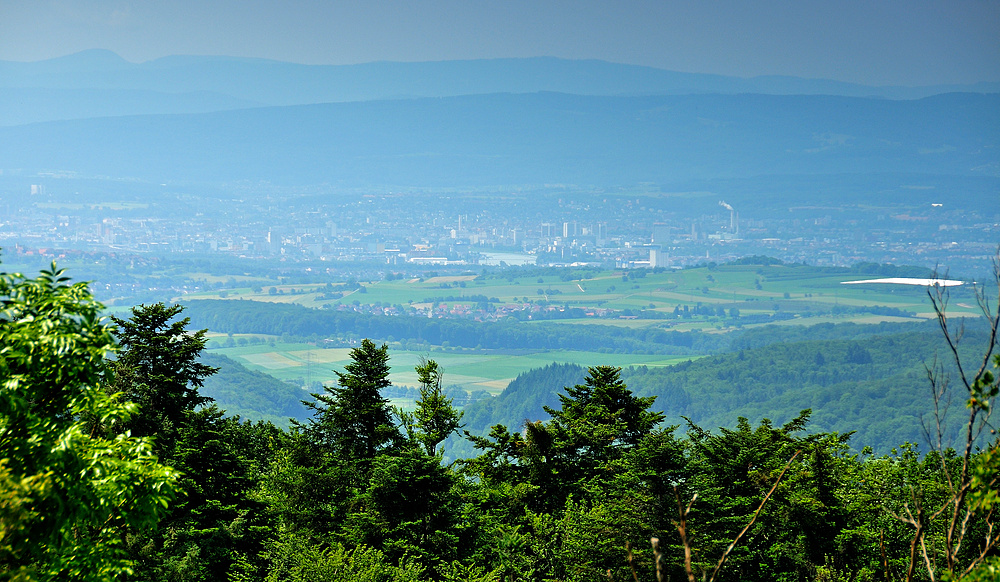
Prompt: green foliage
<box><xmin>460</xmin><ymin>322</ymin><xmax>979</xmax><ymax>456</ymax></box>
<box><xmin>412</xmin><ymin>359</ymin><xmax>464</xmax><ymax>456</ymax></box>
<box><xmin>262</xmin><ymin>532</ymin><xmax>425</xmax><ymax>582</ymax></box>
<box><xmin>107</xmin><ymin>302</ymin><xmax>273</xmax><ymax>582</ymax></box>
<box><xmin>952</xmin><ymin>557</ymin><xmax>1000</xmax><ymax>582</ymax></box>
<box><xmin>5</xmin><ymin>257</ymin><xmax>1000</xmax><ymax>582</ymax></box>
<box><xmin>969</xmin><ymin>440</ymin><xmax>1000</xmax><ymax>513</ymax></box>
<box><xmin>0</xmin><ymin>263</ymin><xmax>178</xmax><ymax>580</ymax></box>
<box><xmin>459</xmin><ymin>366</ymin><xmax>686</xmax><ymax>580</ymax></box>
<box><xmin>108</xmin><ymin>303</ymin><xmax>216</xmax><ymax>456</ymax></box>
<box><xmin>345</xmin><ymin>449</ymin><xmax>462</xmax><ymax>563</ymax></box>
<box><xmin>679</xmin><ymin>412</ymin><xmax>850</xmax><ymax>582</ymax></box>
<box><xmin>623</xmin><ymin>329</ymin><xmax>989</xmax><ymax>452</ymax></box>
<box><xmin>547</xmin><ymin>365</ymin><xmax>663</xmax><ymax>451</ymax></box>
<box><xmin>299</xmin><ymin>339</ymin><xmax>403</xmax><ymax>470</ymax></box>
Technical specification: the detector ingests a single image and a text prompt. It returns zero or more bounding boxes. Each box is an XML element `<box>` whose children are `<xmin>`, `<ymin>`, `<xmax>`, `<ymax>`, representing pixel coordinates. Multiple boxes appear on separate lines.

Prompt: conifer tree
<box><xmin>544</xmin><ymin>365</ymin><xmax>664</xmax><ymax>466</ymax></box>
<box><xmin>412</xmin><ymin>358</ymin><xmax>464</xmax><ymax>456</ymax></box>
<box><xmin>109</xmin><ymin>303</ymin><xmax>216</xmax><ymax>457</ymax></box>
<box><xmin>301</xmin><ymin>339</ymin><xmax>403</xmax><ymax>468</ymax></box>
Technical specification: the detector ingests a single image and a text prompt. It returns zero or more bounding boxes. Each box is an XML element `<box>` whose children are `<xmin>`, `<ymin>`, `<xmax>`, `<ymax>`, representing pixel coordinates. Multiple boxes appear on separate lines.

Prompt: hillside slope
<box><xmin>457</xmin><ymin>321</ymin><xmax>987</xmax><ymax>453</ymax></box>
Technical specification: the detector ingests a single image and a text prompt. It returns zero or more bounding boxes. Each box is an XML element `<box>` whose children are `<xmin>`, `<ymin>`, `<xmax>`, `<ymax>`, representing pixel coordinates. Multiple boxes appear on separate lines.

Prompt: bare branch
<box><xmin>669</xmin><ymin>488</ymin><xmax>697</xmax><ymax>582</ymax></box>
<box><xmin>903</xmin><ymin>248</ymin><xmax>1000</xmax><ymax>580</ymax></box>
<box><xmin>706</xmin><ymin>450</ymin><xmax>801</xmax><ymax>582</ymax></box>
<box><xmin>650</xmin><ymin>536</ymin><xmax>669</xmax><ymax>582</ymax></box>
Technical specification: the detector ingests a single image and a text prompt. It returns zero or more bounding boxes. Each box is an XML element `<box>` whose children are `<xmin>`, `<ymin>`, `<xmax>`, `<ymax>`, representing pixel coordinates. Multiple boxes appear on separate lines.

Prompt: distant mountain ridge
<box><xmin>1</xmin><ymin>91</ymin><xmax>996</xmax><ymax>190</ymax></box>
<box><xmin>2</xmin><ymin>49</ymin><xmax>998</xmax><ymax>126</ymax></box>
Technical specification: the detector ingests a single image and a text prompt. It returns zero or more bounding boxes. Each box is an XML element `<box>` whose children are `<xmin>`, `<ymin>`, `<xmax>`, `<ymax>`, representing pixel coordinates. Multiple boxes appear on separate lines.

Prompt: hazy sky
<box><xmin>1</xmin><ymin>0</ymin><xmax>998</xmax><ymax>86</ymax></box>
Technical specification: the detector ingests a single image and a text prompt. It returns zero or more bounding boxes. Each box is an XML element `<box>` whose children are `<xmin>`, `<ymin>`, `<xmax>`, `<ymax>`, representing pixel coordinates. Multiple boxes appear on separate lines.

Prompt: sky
<box><xmin>0</xmin><ymin>0</ymin><xmax>998</xmax><ymax>87</ymax></box>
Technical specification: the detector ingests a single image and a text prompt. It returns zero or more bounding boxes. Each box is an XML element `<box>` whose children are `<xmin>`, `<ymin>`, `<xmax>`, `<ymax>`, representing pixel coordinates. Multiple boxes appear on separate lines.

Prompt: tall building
<box><xmin>650</xmin><ymin>247</ymin><xmax>668</xmax><ymax>268</ymax></box>
<box><xmin>267</xmin><ymin>229</ymin><xmax>282</xmax><ymax>256</ymax></box>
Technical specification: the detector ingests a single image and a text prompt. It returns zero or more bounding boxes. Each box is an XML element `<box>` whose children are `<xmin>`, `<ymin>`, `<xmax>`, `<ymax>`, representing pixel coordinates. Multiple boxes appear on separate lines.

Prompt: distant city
<box><xmin>1</xmin><ymin>185</ymin><xmax>995</xmax><ymax>280</ymax></box>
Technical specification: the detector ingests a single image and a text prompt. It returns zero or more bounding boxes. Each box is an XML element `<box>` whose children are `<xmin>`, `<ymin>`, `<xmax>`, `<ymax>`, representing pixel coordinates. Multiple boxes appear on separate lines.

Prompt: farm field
<box><xmin>177</xmin><ymin>263</ymin><xmax>983</xmax><ymax>329</ymax></box>
<box><xmin>184</xmin><ymin>263</ymin><xmax>977</xmax><ymax>410</ymax></box>
<box><xmin>208</xmin><ymin>341</ymin><xmax>695</xmax><ymax>396</ymax></box>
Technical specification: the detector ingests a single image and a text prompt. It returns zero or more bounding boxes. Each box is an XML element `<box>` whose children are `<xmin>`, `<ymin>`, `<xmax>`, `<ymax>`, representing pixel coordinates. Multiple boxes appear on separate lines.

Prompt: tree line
<box><xmin>1</xmin><ymin>262</ymin><xmax>999</xmax><ymax>581</ymax></box>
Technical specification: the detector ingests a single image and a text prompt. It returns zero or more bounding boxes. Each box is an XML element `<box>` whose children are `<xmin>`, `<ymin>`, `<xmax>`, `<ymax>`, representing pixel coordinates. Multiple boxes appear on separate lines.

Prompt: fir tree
<box><xmin>300</xmin><ymin>339</ymin><xmax>403</xmax><ymax>470</ymax></box>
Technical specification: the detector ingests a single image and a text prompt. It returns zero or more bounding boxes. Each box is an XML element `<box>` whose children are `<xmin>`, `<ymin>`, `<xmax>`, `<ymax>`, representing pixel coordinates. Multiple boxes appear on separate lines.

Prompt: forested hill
<box><xmin>182</xmin><ymin>299</ymin><xmax>937</xmax><ymax>357</ymax></box>
<box><xmin>725</xmin><ymin>318</ymin><xmax>938</xmax><ymax>351</ymax></box>
<box><xmin>199</xmin><ymin>353</ymin><xmax>308</xmax><ymax>426</ymax></box>
<box><xmin>458</xmin><ymin>322</ymin><xmax>988</xmax><ymax>454</ymax></box>
<box><xmin>181</xmin><ymin>296</ymin><xmax>978</xmax><ymax>452</ymax></box>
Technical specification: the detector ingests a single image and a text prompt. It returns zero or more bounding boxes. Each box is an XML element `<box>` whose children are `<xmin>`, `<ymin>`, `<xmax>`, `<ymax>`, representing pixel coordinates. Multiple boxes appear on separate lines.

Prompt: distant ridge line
<box><xmin>1</xmin><ymin>52</ymin><xmax>997</xmax><ymax>128</ymax></box>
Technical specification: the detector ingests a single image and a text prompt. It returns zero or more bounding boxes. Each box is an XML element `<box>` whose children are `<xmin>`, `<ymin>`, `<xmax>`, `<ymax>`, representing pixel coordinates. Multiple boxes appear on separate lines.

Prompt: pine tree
<box><xmin>412</xmin><ymin>358</ymin><xmax>464</xmax><ymax>456</ymax></box>
<box><xmin>545</xmin><ymin>365</ymin><xmax>664</xmax><ymax>464</ymax></box>
<box><xmin>301</xmin><ymin>339</ymin><xmax>403</xmax><ymax>469</ymax></box>
<box><xmin>109</xmin><ymin>303</ymin><xmax>216</xmax><ymax>457</ymax></box>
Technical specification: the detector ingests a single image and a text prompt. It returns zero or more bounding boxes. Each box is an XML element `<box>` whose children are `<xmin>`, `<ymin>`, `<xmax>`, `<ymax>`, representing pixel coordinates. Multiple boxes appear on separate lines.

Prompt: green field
<box><xmin>187</xmin><ymin>264</ymin><xmax>979</xmax><ymax>402</ymax></box>
<box><xmin>178</xmin><ymin>264</ymin><xmax>981</xmax><ymax>329</ymax></box>
<box><xmin>209</xmin><ymin>341</ymin><xmax>695</xmax><ymax>395</ymax></box>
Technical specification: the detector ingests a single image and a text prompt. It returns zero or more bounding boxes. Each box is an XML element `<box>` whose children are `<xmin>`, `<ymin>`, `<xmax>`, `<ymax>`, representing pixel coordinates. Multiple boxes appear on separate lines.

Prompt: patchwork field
<box><xmin>178</xmin><ymin>263</ymin><xmax>982</xmax><ymax>330</ymax></box>
<box><xmin>186</xmin><ymin>264</ymin><xmax>977</xmax><ymax>408</ymax></box>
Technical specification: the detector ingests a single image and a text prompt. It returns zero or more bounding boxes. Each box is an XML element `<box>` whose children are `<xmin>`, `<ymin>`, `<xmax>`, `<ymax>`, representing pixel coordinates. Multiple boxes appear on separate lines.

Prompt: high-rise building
<box><xmin>650</xmin><ymin>247</ymin><xmax>668</xmax><ymax>268</ymax></box>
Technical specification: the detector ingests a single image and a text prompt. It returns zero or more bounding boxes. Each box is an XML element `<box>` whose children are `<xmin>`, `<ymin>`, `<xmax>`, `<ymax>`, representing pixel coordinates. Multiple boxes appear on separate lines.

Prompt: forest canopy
<box><xmin>1</xmin><ymin>261</ymin><xmax>998</xmax><ymax>581</ymax></box>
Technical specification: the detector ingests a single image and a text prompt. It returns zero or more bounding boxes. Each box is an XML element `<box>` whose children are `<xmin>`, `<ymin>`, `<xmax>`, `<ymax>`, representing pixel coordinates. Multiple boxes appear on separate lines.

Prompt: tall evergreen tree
<box><xmin>546</xmin><ymin>365</ymin><xmax>663</xmax><ymax>455</ymax></box>
<box><xmin>109</xmin><ymin>303</ymin><xmax>216</xmax><ymax>457</ymax></box>
<box><xmin>412</xmin><ymin>358</ymin><xmax>464</xmax><ymax>456</ymax></box>
<box><xmin>109</xmin><ymin>303</ymin><xmax>270</xmax><ymax>582</ymax></box>
<box><xmin>300</xmin><ymin>339</ymin><xmax>403</xmax><ymax>469</ymax></box>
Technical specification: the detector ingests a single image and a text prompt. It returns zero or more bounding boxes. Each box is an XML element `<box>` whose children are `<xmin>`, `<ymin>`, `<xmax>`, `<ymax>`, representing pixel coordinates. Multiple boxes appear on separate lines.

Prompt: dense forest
<box><xmin>2</xmin><ymin>263</ymin><xmax>999</xmax><ymax>581</ymax></box>
<box><xmin>455</xmin><ymin>322</ymin><xmax>990</xmax><ymax>456</ymax></box>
